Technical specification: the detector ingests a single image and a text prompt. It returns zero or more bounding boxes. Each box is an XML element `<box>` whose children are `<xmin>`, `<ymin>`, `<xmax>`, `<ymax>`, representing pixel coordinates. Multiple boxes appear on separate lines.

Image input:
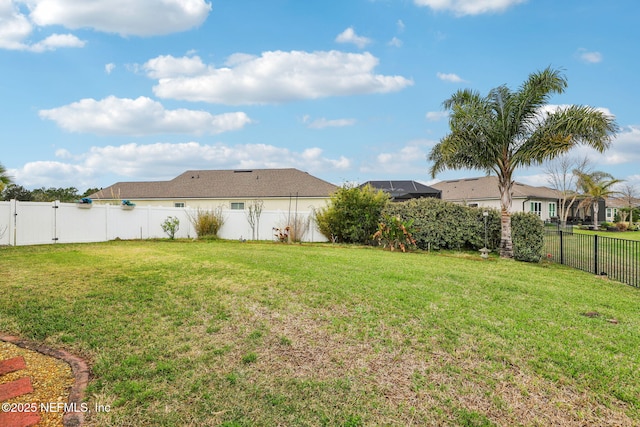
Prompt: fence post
<box><xmin>559</xmin><ymin>230</ymin><xmax>564</xmax><ymax>265</ymax></box>
<box><xmin>594</xmin><ymin>234</ymin><xmax>598</xmax><ymax>275</ymax></box>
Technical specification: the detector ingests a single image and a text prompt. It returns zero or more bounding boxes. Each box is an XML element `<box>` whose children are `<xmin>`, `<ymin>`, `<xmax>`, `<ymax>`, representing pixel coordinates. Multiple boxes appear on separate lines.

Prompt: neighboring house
<box><xmin>431</xmin><ymin>176</ymin><xmax>560</xmax><ymax>221</ymax></box>
<box><xmin>90</xmin><ymin>168</ymin><xmax>338</xmax><ymax>211</ymax></box>
<box><xmin>361</xmin><ymin>180</ymin><xmax>441</xmax><ymax>202</ymax></box>
<box><xmin>604</xmin><ymin>196</ymin><xmax>640</xmax><ymax>222</ymax></box>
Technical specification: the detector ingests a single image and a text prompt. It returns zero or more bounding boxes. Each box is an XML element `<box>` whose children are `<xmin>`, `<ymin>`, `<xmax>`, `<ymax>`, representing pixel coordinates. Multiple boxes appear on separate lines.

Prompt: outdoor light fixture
<box><xmin>480</xmin><ymin>211</ymin><xmax>489</xmax><ymax>259</ymax></box>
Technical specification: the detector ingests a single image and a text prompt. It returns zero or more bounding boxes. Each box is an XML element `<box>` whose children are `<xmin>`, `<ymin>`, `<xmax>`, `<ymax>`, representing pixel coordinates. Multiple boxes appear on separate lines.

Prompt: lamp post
<box><xmin>480</xmin><ymin>211</ymin><xmax>489</xmax><ymax>259</ymax></box>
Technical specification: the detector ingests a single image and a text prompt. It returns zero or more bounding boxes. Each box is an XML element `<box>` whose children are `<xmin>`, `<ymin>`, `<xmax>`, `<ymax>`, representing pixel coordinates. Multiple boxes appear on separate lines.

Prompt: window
<box><xmin>548</xmin><ymin>202</ymin><xmax>556</xmax><ymax>218</ymax></box>
<box><xmin>530</xmin><ymin>201</ymin><xmax>542</xmax><ymax>217</ymax></box>
<box><xmin>230</xmin><ymin>202</ymin><xmax>245</xmax><ymax>210</ymax></box>
<box><xmin>174</xmin><ymin>202</ymin><xmax>185</xmax><ymax>208</ymax></box>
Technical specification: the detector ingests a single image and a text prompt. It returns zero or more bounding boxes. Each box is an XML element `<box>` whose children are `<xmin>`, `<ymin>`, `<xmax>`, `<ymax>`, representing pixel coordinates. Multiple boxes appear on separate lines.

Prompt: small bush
<box><xmin>616</xmin><ymin>222</ymin><xmax>628</xmax><ymax>232</ymax></box>
<box><xmin>511</xmin><ymin>212</ymin><xmax>544</xmax><ymax>262</ymax></box>
<box><xmin>161</xmin><ymin>216</ymin><xmax>180</xmax><ymax>239</ymax></box>
<box><xmin>190</xmin><ymin>208</ymin><xmax>225</xmax><ymax>238</ymax></box>
<box><xmin>315</xmin><ymin>184</ymin><xmax>389</xmax><ymax>244</ymax></box>
<box><xmin>373</xmin><ymin>215</ymin><xmax>417</xmax><ymax>252</ymax></box>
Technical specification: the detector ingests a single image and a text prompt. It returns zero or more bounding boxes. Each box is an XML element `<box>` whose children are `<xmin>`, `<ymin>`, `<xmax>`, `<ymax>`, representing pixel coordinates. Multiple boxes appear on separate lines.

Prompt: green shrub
<box><xmin>161</xmin><ymin>216</ymin><xmax>180</xmax><ymax>239</ymax></box>
<box><xmin>511</xmin><ymin>212</ymin><xmax>544</xmax><ymax>262</ymax></box>
<box><xmin>373</xmin><ymin>215</ymin><xmax>417</xmax><ymax>252</ymax></box>
<box><xmin>314</xmin><ymin>184</ymin><xmax>389</xmax><ymax>244</ymax></box>
<box><xmin>383</xmin><ymin>198</ymin><xmax>500</xmax><ymax>251</ymax></box>
<box><xmin>189</xmin><ymin>208</ymin><xmax>225</xmax><ymax>238</ymax></box>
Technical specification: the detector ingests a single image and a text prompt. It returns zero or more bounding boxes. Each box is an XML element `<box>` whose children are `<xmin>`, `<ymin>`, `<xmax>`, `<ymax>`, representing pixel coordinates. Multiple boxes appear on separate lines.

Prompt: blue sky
<box><xmin>2</xmin><ymin>0</ymin><xmax>639</xmax><ymax>192</ymax></box>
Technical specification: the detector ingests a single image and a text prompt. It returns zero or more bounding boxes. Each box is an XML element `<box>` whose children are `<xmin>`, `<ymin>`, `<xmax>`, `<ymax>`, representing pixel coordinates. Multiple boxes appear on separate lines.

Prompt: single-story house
<box><xmin>361</xmin><ymin>180</ymin><xmax>441</xmax><ymax>202</ymax></box>
<box><xmin>431</xmin><ymin>176</ymin><xmax>560</xmax><ymax>221</ymax></box>
<box><xmin>90</xmin><ymin>168</ymin><xmax>338</xmax><ymax>211</ymax></box>
<box><xmin>604</xmin><ymin>196</ymin><xmax>640</xmax><ymax>222</ymax></box>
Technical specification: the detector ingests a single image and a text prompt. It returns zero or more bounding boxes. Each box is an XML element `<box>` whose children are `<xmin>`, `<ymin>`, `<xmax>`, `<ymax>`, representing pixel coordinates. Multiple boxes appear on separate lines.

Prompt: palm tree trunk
<box><xmin>593</xmin><ymin>201</ymin><xmax>599</xmax><ymax>229</ymax></box>
<box><xmin>498</xmin><ymin>174</ymin><xmax>514</xmax><ymax>258</ymax></box>
<box><xmin>500</xmin><ymin>209</ymin><xmax>513</xmax><ymax>257</ymax></box>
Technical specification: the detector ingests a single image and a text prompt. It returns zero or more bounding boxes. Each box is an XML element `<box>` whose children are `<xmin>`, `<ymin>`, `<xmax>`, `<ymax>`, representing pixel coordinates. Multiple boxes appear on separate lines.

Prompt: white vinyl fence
<box><xmin>0</xmin><ymin>200</ymin><xmax>326</xmax><ymax>246</ymax></box>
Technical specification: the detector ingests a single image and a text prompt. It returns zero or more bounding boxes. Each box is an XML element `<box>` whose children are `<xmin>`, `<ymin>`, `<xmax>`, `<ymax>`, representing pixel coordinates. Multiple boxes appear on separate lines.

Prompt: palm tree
<box><xmin>428</xmin><ymin>67</ymin><xmax>618</xmax><ymax>258</ymax></box>
<box><xmin>574</xmin><ymin>171</ymin><xmax>621</xmax><ymax>229</ymax></box>
<box><xmin>0</xmin><ymin>162</ymin><xmax>13</xmax><ymax>193</ymax></box>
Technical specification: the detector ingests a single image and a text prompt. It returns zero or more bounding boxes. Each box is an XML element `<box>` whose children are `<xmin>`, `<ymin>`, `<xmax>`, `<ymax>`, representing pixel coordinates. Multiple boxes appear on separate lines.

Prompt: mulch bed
<box><xmin>0</xmin><ymin>335</ymin><xmax>90</xmax><ymax>427</ymax></box>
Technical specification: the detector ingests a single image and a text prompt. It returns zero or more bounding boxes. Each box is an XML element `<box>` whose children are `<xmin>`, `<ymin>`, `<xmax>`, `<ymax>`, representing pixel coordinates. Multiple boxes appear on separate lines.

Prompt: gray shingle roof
<box><xmin>606</xmin><ymin>196</ymin><xmax>640</xmax><ymax>209</ymax></box>
<box><xmin>91</xmin><ymin>168</ymin><xmax>338</xmax><ymax>200</ymax></box>
<box><xmin>431</xmin><ymin>176</ymin><xmax>560</xmax><ymax>201</ymax></box>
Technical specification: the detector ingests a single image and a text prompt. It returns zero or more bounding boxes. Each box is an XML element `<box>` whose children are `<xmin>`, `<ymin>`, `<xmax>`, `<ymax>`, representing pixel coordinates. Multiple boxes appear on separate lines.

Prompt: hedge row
<box><xmin>384</xmin><ymin>198</ymin><xmax>544</xmax><ymax>261</ymax></box>
<box><xmin>315</xmin><ymin>185</ymin><xmax>545</xmax><ymax>262</ymax></box>
<box><xmin>383</xmin><ymin>198</ymin><xmax>501</xmax><ymax>251</ymax></box>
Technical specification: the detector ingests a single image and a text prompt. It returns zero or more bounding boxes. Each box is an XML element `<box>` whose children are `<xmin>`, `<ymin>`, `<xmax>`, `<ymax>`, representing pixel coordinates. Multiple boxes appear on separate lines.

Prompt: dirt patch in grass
<box><xmin>224</xmin><ymin>302</ymin><xmax>636</xmax><ymax>426</ymax></box>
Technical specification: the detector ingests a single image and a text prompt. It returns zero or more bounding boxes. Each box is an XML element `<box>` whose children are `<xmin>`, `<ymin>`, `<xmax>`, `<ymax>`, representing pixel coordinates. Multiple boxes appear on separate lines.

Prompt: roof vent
<box><xmin>234</xmin><ymin>170</ymin><xmax>253</xmax><ymax>173</ymax></box>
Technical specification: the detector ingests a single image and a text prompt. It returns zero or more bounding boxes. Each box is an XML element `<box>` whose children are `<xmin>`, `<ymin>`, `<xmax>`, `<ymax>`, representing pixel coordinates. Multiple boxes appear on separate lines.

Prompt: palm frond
<box><xmin>515</xmin><ymin>105</ymin><xmax>618</xmax><ymax>166</ymax></box>
<box><xmin>0</xmin><ymin>162</ymin><xmax>13</xmax><ymax>191</ymax></box>
<box><xmin>510</xmin><ymin>67</ymin><xmax>569</xmax><ymax>140</ymax></box>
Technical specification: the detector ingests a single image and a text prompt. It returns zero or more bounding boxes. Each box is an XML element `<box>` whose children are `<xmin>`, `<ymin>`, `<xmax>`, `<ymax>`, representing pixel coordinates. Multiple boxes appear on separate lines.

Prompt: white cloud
<box><xmin>11</xmin><ymin>142</ymin><xmax>351</xmax><ymax>188</ymax></box>
<box><xmin>142</xmin><ymin>55</ymin><xmax>209</xmax><ymax>79</ymax></box>
<box><xmin>388</xmin><ymin>37</ymin><xmax>403</xmax><ymax>47</ymax></box>
<box><xmin>30</xmin><ymin>33</ymin><xmax>85</xmax><ymax>52</ymax></box>
<box><xmin>576</xmin><ymin>48</ymin><xmax>603</xmax><ymax>64</ymax></box>
<box><xmin>0</xmin><ymin>1</ymin><xmax>34</xmax><ymax>50</ymax></box>
<box><xmin>105</xmin><ymin>63</ymin><xmax>115</xmax><ymax>74</ymax></box>
<box><xmin>303</xmin><ymin>116</ymin><xmax>356</xmax><ymax>129</ymax></box>
<box><xmin>514</xmin><ymin>173</ymin><xmax>550</xmax><ymax>187</ymax></box>
<box><xmin>29</xmin><ymin>0</ymin><xmax>212</xmax><ymax>36</ymax></box>
<box><xmin>0</xmin><ymin>0</ymin><xmax>210</xmax><ymax>51</ymax></box>
<box><xmin>414</xmin><ymin>0</ymin><xmax>527</xmax><ymax>16</ymax></box>
<box><xmin>360</xmin><ymin>139</ymin><xmax>437</xmax><ymax>175</ymax></box>
<box><xmin>146</xmin><ymin>51</ymin><xmax>413</xmax><ymax>105</ymax></box>
<box><xmin>39</xmin><ymin>96</ymin><xmax>252</xmax><ymax>136</ymax></box>
<box><xmin>604</xmin><ymin>125</ymin><xmax>640</xmax><ymax>165</ymax></box>
<box><xmin>397</xmin><ymin>19</ymin><xmax>405</xmax><ymax>32</ymax></box>
<box><xmin>426</xmin><ymin>111</ymin><xmax>448</xmax><ymax>121</ymax></box>
<box><xmin>10</xmin><ymin>161</ymin><xmax>96</xmax><ymax>189</ymax></box>
<box><xmin>335</xmin><ymin>27</ymin><xmax>372</xmax><ymax>49</ymax></box>
<box><xmin>437</xmin><ymin>72</ymin><xmax>466</xmax><ymax>83</ymax></box>
<box><xmin>0</xmin><ymin>1</ymin><xmax>86</xmax><ymax>51</ymax></box>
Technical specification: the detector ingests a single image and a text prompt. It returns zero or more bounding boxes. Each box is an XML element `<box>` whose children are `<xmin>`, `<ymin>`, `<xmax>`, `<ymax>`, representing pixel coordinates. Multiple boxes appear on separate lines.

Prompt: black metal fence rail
<box><xmin>544</xmin><ymin>229</ymin><xmax>640</xmax><ymax>288</ymax></box>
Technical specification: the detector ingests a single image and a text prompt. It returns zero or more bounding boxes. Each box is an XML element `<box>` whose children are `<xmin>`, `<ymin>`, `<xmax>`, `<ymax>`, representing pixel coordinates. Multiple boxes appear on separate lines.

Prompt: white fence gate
<box><xmin>0</xmin><ymin>200</ymin><xmax>326</xmax><ymax>246</ymax></box>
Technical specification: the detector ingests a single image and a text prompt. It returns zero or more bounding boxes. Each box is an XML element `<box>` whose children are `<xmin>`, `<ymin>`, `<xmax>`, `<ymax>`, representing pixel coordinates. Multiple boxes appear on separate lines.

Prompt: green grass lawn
<box><xmin>544</xmin><ymin>229</ymin><xmax>640</xmax><ymax>287</ymax></box>
<box><xmin>1</xmin><ymin>240</ymin><xmax>639</xmax><ymax>426</ymax></box>
<box><xmin>573</xmin><ymin>228</ymin><xmax>640</xmax><ymax>241</ymax></box>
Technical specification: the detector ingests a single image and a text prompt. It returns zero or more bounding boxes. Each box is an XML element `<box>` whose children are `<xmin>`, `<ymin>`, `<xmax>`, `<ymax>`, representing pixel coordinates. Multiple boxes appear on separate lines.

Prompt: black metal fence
<box><xmin>544</xmin><ymin>228</ymin><xmax>640</xmax><ymax>288</ymax></box>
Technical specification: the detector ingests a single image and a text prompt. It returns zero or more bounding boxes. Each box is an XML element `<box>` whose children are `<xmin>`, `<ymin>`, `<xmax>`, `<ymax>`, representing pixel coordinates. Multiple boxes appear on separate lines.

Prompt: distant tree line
<box><xmin>1</xmin><ymin>184</ymin><xmax>99</xmax><ymax>202</ymax></box>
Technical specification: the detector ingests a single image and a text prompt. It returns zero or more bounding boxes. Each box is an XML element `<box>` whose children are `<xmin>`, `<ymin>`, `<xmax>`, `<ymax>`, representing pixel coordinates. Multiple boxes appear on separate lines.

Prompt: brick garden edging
<box><xmin>0</xmin><ymin>335</ymin><xmax>90</xmax><ymax>427</ymax></box>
